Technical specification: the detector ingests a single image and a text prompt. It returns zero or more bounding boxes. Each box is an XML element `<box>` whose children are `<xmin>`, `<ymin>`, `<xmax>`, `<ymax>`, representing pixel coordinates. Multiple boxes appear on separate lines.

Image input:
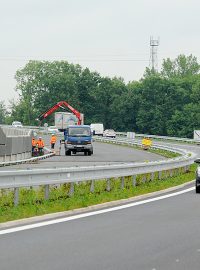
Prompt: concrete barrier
<box><xmin>0</xmin><ymin>126</ymin><xmax>33</xmax><ymax>162</ymax></box>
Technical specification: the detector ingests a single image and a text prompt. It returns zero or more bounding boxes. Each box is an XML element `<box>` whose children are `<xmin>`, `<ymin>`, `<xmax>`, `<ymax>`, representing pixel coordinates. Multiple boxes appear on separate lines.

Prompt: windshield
<box><xmin>68</xmin><ymin>127</ymin><xmax>91</xmax><ymax>136</ymax></box>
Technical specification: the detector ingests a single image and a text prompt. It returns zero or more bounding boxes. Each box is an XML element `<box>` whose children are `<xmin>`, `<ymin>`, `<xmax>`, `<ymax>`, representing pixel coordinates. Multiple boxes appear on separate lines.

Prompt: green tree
<box><xmin>0</xmin><ymin>101</ymin><xmax>7</xmax><ymax>124</ymax></box>
<box><xmin>161</xmin><ymin>54</ymin><xmax>200</xmax><ymax>79</ymax></box>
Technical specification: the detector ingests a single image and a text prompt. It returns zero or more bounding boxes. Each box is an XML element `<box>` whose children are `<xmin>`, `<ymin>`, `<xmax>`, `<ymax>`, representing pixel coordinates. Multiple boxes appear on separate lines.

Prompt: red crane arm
<box><xmin>38</xmin><ymin>101</ymin><xmax>82</xmax><ymax>125</ymax></box>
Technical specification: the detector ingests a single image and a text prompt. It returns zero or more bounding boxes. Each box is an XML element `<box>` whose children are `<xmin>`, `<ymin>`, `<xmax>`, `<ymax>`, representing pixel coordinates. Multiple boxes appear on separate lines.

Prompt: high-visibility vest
<box><xmin>50</xmin><ymin>136</ymin><xmax>57</xmax><ymax>144</ymax></box>
<box><xmin>37</xmin><ymin>139</ymin><xmax>44</xmax><ymax>148</ymax></box>
<box><xmin>32</xmin><ymin>138</ymin><xmax>36</xmax><ymax>147</ymax></box>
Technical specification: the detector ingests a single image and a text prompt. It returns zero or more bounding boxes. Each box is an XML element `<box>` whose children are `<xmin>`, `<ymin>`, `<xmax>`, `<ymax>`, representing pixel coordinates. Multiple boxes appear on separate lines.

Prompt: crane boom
<box><xmin>38</xmin><ymin>101</ymin><xmax>82</xmax><ymax>125</ymax></box>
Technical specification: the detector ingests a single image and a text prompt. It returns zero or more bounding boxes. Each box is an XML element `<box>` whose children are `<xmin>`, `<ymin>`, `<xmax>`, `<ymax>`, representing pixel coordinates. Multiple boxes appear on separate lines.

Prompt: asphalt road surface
<box><xmin>0</xmin><ymin>184</ymin><xmax>199</xmax><ymax>270</ymax></box>
<box><xmin>0</xmin><ymin>139</ymin><xmax>200</xmax><ymax>269</ymax></box>
<box><xmin>0</xmin><ymin>140</ymin><xmax>166</xmax><ymax>171</ymax></box>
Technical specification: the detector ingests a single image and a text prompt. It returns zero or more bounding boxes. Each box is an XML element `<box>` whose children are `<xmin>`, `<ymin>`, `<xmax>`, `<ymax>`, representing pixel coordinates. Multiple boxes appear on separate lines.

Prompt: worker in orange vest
<box><xmin>50</xmin><ymin>134</ymin><xmax>57</xmax><ymax>149</ymax></box>
<box><xmin>37</xmin><ymin>137</ymin><xmax>45</xmax><ymax>155</ymax></box>
<box><xmin>32</xmin><ymin>137</ymin><xmax>37</xmax><ymax>155</ymax></box>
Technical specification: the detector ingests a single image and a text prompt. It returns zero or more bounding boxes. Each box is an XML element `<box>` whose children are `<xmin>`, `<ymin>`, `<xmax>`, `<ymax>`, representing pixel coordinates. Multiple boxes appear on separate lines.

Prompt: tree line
<box><xmin>1</xmin><ymin>54</ymin><xmax>200</xmax><ymax>138</ymax></box>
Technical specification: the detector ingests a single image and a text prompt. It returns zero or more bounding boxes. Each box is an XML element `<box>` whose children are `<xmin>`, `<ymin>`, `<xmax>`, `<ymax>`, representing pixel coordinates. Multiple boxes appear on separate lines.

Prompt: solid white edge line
<box><xmin>0</xmin><ymin>186</ymin><xmax>195</xmax><ymax>235</ymax></box>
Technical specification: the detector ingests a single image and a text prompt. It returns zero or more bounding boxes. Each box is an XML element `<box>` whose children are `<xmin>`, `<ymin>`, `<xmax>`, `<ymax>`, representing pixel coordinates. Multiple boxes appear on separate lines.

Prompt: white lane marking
<box><xmin>0</xmin><ymin>186</ymin><xmax>195</xmax><ymax>235</ymax></box>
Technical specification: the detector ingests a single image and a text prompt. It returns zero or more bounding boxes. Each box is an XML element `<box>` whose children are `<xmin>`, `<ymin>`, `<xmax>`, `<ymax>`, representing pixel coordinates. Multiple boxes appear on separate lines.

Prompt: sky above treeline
<box><xmin>1</xmin><ymin>0</ymin><xmax>200</xmax><ymax>104</ymax></box>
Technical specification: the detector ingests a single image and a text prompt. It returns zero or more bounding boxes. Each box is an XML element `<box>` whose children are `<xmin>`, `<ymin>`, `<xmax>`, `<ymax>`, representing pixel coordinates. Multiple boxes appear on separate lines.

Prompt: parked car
<box><xmin>48</xmin><ymin>126</ymin><xmax>59</xmax><ymax>133</ymax></box>
<box><xmin>12</xmin><ymin>121</ymin><xmax>23</xmax><ymax>128</ymax></box>
<box><xmin>103</xmin><ymin>129</ymin><xmax>116</xmax><ymax>138</ymax></box>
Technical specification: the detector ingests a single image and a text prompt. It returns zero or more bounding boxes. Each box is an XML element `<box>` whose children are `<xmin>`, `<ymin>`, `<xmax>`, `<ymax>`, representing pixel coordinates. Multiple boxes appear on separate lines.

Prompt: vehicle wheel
<box><xmin>73</xmin><ymin>151</ymin><xmax>76</xmax><ymax>155</ymax></box>
<box><xmin>88</xmin><ymin>151</ymin><xmax>92</xmax><ymax>156</ymax></box>
<box><xmin>196</xmin><ymin>181</ymin><xmax>200</xmax><ymax>193</ymax></box>
<box><xmin>65</xmin><ymin>150</ymin><xmax>71</xmax><ymax>156</ymax></box>
<box><xmin>84</xmin><ymin>151</ymin><xmax>87</xmax><ymax>156</ymax></box>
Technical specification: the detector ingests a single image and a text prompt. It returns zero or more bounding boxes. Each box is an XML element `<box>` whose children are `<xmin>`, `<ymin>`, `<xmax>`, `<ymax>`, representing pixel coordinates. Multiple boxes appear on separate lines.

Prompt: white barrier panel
<box><xmin>127</xmin><ymin>132</ymin><xmax>135</xmax><ymax>140</ymax></box>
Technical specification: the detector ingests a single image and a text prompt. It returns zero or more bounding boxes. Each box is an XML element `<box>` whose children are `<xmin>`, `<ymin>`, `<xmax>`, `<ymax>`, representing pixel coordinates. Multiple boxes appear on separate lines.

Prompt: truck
<box><xmin>90</xmin><ymin>123</ymin><xmax>104</xmax><ymax>136</ymax></box>
<box><xmin>64</xmin><ymin>125</ymin><xmax>93</xmax><ymax>156</ymax></box>
<box><xmin>55</xmin><ymin>112</ymin><xmax>78</xmax><ymax>130</ymax></box>
<box><xmin>38</xmin><ymin>101</ymin><xmax>84</xmax><ymax>126</ymax></box>
<box><xmin>38</xmin><ymin>101</ymin><xmax>93</xmax><ymax>156</ymax></box>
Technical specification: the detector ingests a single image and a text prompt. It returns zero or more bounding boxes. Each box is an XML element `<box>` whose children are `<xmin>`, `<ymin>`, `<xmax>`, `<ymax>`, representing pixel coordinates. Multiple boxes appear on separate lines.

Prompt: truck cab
<box><xmin>64</xmin><ymin>125</ymin><xmax>93</xmax><ymax>156</ymax></box>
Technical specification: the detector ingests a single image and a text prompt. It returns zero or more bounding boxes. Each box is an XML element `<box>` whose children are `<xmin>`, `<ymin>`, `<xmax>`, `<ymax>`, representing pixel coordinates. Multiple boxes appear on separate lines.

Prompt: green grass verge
<box><xmin>131</xmin><ymin>144</ymin><xmax>180</xmax><ymax>158</ymax></box>
<box><xmin>0</xmin><ymin>164</ymin><xmax>196</xmax><ymax>223</ymax></box>
<box><xmin>96</xmin><ymin>139</ymin><xmax>180</xmax><ymax>158</ymax></box>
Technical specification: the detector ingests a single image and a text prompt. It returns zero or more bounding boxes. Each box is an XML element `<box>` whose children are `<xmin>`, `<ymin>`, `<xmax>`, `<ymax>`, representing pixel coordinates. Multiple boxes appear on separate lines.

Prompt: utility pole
<box><xmin>149</xmin><ymin>36</ymin><xmax>159</xmax><ymax>72</ymax></box>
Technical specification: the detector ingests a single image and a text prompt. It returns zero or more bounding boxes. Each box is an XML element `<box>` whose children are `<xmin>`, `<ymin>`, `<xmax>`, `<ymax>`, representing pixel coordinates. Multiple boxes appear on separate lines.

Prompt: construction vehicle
<box><xmin>38</xmin><ymin>101</ymin><xmax>93</xmax><ymax>156</ymax></box>
<box><xmin>38</xmin><ymin>101</ymin><xmax>83</xmax><ymax>127</ymax></box>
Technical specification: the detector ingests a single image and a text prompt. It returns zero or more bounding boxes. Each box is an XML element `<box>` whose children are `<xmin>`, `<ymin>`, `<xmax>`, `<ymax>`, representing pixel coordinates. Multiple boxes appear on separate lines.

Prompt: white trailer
<box><xmin>90</xmin><ymin>123</ymin><xmax>104</xmax><ymax>136</ymax></box>
<box><xmin>55</xmin><ymin>112</ymin><xmax>78</xmax><ymax>130</ymax></box>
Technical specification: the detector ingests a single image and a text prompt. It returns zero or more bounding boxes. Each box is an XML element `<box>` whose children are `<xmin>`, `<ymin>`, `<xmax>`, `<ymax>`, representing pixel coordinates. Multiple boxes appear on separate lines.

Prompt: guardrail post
<box><xmin>69</xmin><ymin>182</ymin><xmax>74</xmax><ymax>196</ymax></box>
<box><xmin>106</xmin><ymin>178</ymin><xmax>111</xmax><ymax>192</ymax></box>
<box><xmin>132</xmin><ymin>175</ymin><xmax>136</xmax><ymax>187</ymax></box>
<box><xmin>184</xmin><ymin>166</ymin><xmax>189</xmax><ymax>173</ymax></box>
<box><xmin>45</xmin><ymin>185</ymin><xmax>49</xmax><ymax>200</ymax></box>
<box><xmin>170</xmin><ymin>169</ymin><xmax>173</xmax><ymax>177</ymax></box>
<box><xmin>142</xmin><ymin>175</ymin><xmax>146</xmax><ymax>183</ymax></box>
<box><xmin>90</xmin><ymin>180</ymin><xmax>94</xmax><ymax>193</ymax></box>
<box><xmin>14</xmin><ymin>187</ymin><xmax>19</xmax><ymax>206</ymax></box>
<box><xmin>150</xmin><ymin>172</ymin><xmax>154</xmax><ymax>181</ymax></box>
<box><xmin>158</xmin><ymin>171</ymin><xmax>162</xmax><ymax>180</ymax></box>
<box><xmin>121</xmin><ymin>177</ymin><xmax>125</xmax><ymax>189</ymax></box>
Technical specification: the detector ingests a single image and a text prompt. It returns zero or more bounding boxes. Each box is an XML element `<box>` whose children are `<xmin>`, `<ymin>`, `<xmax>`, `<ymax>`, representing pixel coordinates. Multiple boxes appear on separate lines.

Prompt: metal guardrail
<box><xmin>0</xmin><ymin>137</ymin><xmax>196</xmax><ymax>206</ymax></box>
<box><xmin>116</xmin><ymin>132</ymin><xmax>198</xmax><ymax>143</ymax></box>
<box><xmin>0</xmin><ymin>147</ymin><xmax>55</xmax><ymax>167</ymax></box>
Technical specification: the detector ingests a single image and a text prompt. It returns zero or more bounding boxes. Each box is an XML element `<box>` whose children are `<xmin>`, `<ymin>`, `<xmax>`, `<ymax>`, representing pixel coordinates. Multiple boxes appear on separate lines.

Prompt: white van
<box><xmin>90</xmin><ymin>123</ymin><xmax>104</xmax><ymax>136</ymax></box>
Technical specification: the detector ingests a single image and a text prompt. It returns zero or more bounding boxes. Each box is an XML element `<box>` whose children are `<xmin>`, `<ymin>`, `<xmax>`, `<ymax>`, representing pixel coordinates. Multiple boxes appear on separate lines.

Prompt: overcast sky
<box><xmin>1</xmin><ymin>0</ymin><xmax>200</xmax><ymax>104</ymax></box>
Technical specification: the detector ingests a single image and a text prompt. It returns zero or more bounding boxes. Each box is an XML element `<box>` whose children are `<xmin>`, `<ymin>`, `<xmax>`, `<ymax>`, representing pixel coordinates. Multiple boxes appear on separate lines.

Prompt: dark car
<box><xmin>195</xmin><ymin>159</ymin><xmax>200</xmax><ymax>193</ymax></box>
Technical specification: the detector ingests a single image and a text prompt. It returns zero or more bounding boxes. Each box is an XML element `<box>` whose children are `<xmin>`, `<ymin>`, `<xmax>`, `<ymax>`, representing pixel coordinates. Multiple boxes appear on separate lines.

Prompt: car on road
<box><xmin>103</xmin><ymin>129</ymin><xmax>116</xmax><ymax>138</ymax></box>
<box><xmin>48</xmin><ymin>126</ymin><xmax>59</xmax><ymax>133</ymax></box>
<box><xmin>12</xmin><ymin>121</ymin><xmax>23</xmax><ymax>128</ymax></box>
<box><xmin>195</xmin><ymin>159</ymin><xmax>200</xmax><ymax>193</ymax></box>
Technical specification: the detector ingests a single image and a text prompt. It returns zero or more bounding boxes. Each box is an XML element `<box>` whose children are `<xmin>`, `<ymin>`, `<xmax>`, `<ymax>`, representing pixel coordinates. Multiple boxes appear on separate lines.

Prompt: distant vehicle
<box><xmin>103</xmin><ymin>129</ymin><xmax>116</xmax><ymax>138</ymax></box>
<box><xmin>48</xmin><ymin>126</ymin><xmax>59</xmax><ymax>133</ymax></box>
<box><xmin>12</xmin><ymin>121</ymin><xmax>23</xmax><ymax>128</ymax></box>
<box><xmin>55</xmin><ymin>112</ymin><xmax>79</xmax><ymax>130</ymax></box>
<box><xmin>90</xmin><ymin>123</ymin><xmax>104</xmax><ymax>136</ymax></box>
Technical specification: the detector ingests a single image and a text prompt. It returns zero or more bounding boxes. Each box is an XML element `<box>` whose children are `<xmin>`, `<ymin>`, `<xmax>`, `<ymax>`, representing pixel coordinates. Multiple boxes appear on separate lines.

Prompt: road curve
<box><xmin>0</xmin><ymin>140</ymin><xmax>166</xmax><ymax>171</ymax></box>
<box><xmin>0</xmin><ymin>140</ymin><xmax>199</xmax><ymax>269</ymax></box>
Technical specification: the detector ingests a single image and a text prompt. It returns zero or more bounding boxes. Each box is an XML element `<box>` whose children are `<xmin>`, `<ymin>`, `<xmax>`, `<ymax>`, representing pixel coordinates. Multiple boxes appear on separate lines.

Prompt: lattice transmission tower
<box><xmin>149</xmin><ymin>36</ymin><xmax>159</xmax><ymax>71</ymax></box>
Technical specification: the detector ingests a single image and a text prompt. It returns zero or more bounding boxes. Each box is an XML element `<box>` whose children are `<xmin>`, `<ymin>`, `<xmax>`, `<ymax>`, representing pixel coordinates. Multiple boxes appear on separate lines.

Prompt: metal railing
<box><xmin>0</xmin><ymin>137</ymin><xmax>196</xmax><ymax>206</ymax></box>
<box><xmin>116</xmin><ymin>132</ymin><xmax>198</xmax><ymax>143</ymax></box>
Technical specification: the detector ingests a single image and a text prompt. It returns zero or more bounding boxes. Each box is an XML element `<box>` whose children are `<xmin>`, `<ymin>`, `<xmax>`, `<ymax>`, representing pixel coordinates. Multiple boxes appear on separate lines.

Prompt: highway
<box><xmin>0</xmin><ymin>140</ymin><xmax>166</xmax><ymax>171</ymax></box>
<box><xmin>0</xmin><ymin>139</ymin><xmax>200</xmax><ymax>269</ymax></box>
